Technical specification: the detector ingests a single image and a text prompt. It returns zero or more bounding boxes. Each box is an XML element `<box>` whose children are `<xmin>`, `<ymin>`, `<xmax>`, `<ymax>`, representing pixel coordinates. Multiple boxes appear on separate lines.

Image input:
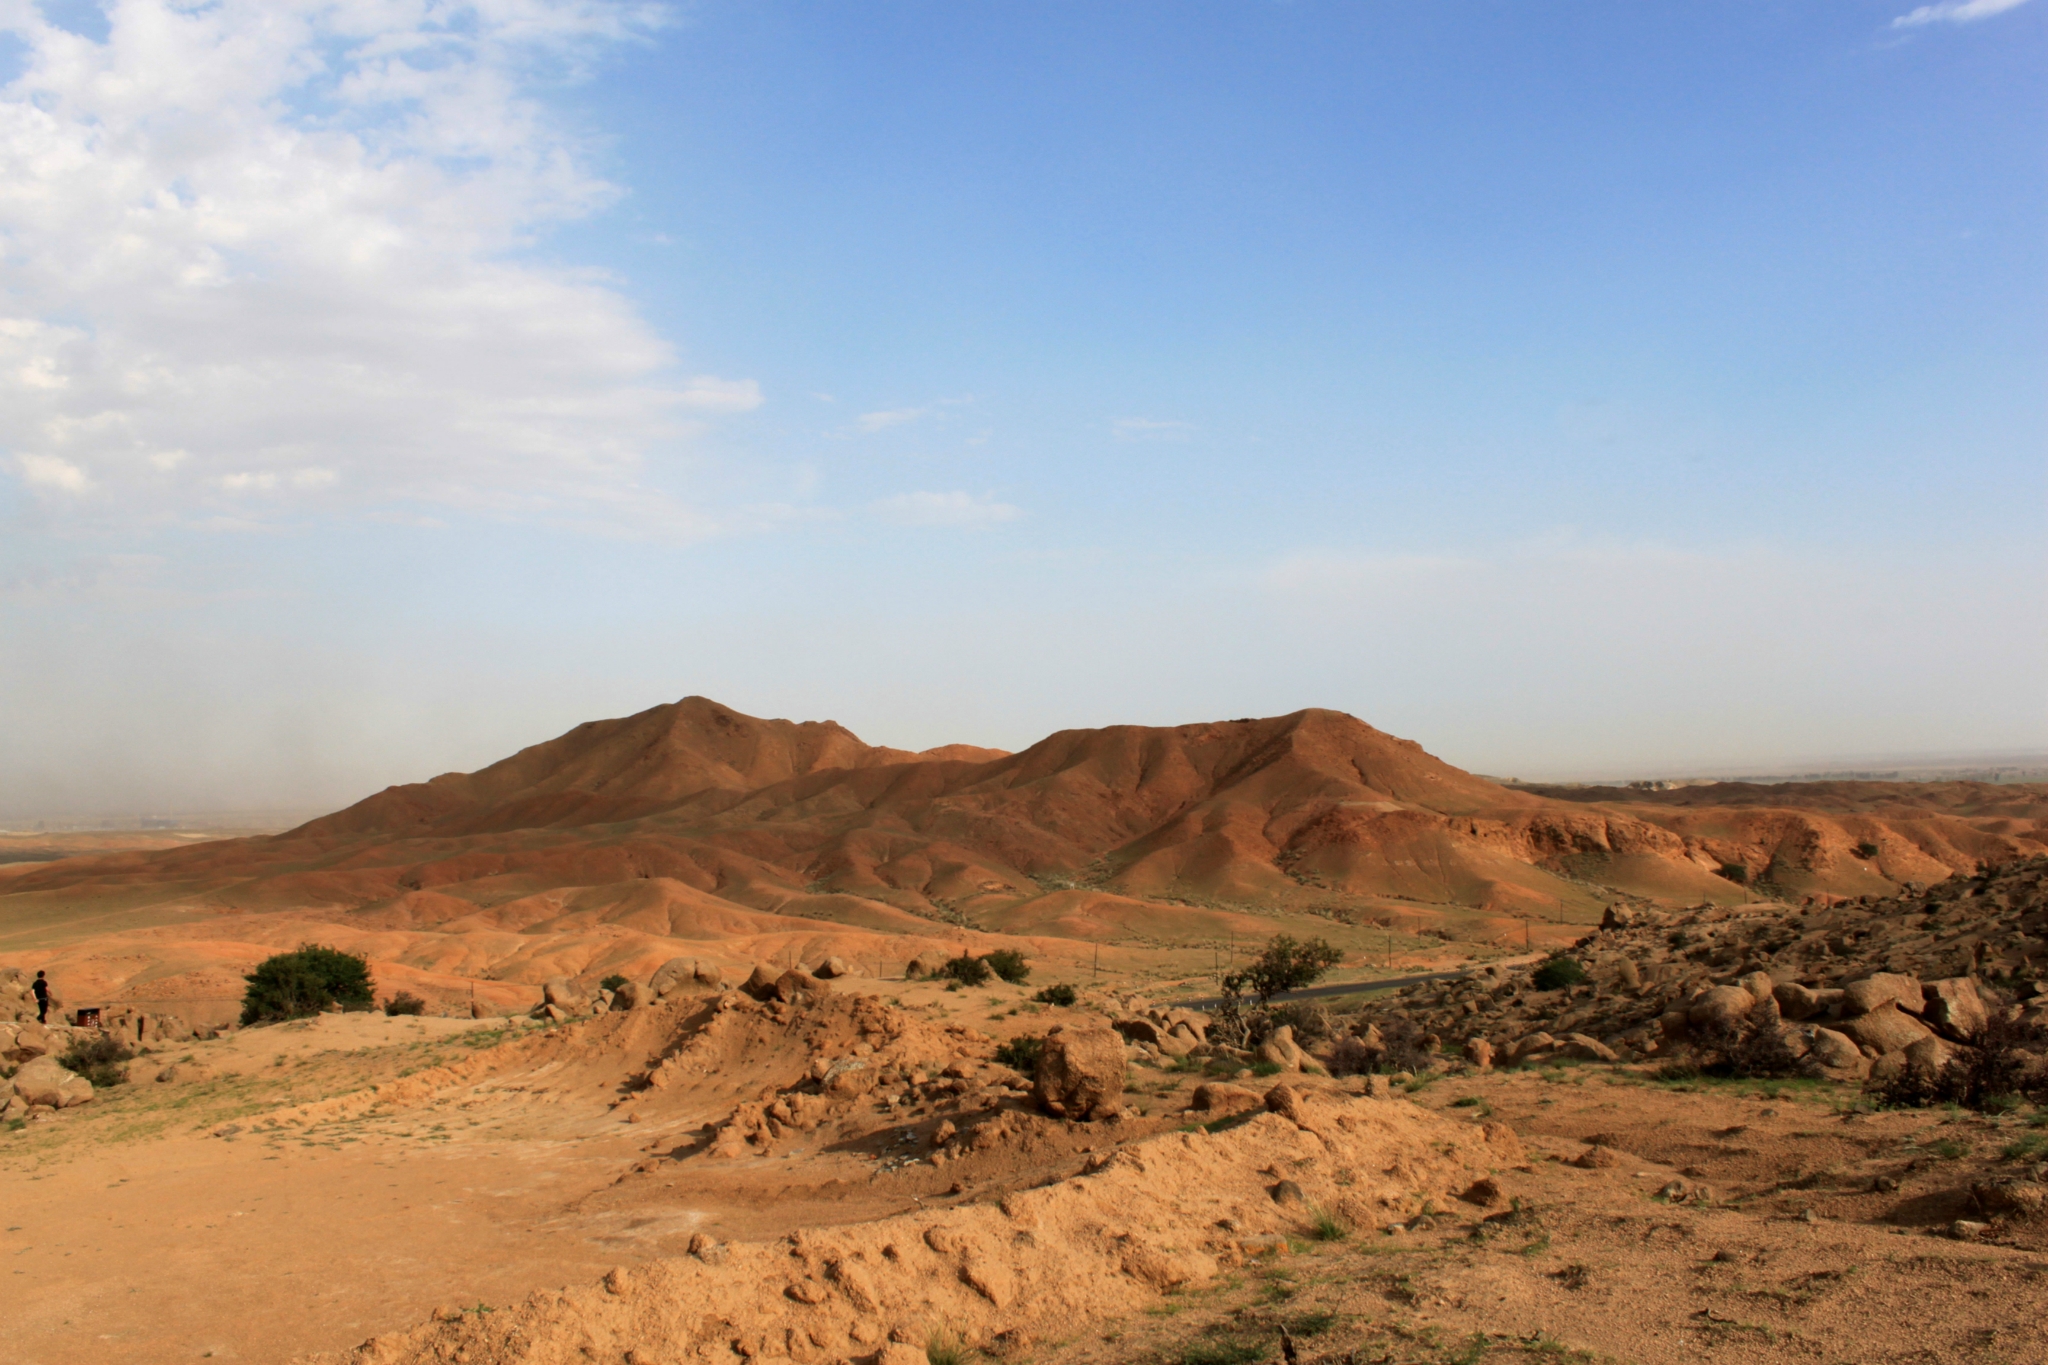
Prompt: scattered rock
<box><xmin>1033</xmin><ymin>1024</ymin><xmax>1126</xmax><ymax>1121</ymax></box>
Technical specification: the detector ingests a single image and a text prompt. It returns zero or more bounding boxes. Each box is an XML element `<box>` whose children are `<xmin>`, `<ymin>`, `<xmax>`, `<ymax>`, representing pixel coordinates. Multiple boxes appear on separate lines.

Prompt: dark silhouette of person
<box><xmin>32</xmin><ymin>970</ymin><xmax>49</xmax><ymax>1024</ymax></box>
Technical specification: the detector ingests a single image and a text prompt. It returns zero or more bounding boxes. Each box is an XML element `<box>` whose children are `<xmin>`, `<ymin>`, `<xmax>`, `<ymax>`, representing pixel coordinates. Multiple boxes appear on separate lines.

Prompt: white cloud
<box><xmin>1112</xmin><ymin>417</ymin><xmax>1197</xmax><ymax>441</ymax></box>
<box><xmin>857</xmin><ymin>407</ymin><xmax>928</xmax><ymax>433</ymax></box>
<box><xmin>868</xmin><ymin>491</ymin><xmax>1022</xmax><ymax>527</ymax></box>
<box><xmin>678</xmin><ymin>375</ymin><xmax>763</xmax><ymax>412</ymax></box>
<box><xmin>0</xmin><ymin>0</ymin><xmax>755</xmax><ymax>532</ymax></box>
<box><xmin>17</xmin><ymin>452</ymin><xmax>91</xmax><ymax>491</ymax></box>
<box><xmin>1893</xmin><ymin>0</ymin><xmax>2032</xmax><ymax>25</ymax></box>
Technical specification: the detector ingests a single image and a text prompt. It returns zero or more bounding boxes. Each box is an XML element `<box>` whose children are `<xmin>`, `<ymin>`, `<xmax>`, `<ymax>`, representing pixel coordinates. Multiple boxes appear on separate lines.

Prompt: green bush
<box><xmin>1221</xmin><ymin>935</ymin><xmax>1343</xmax><ymax>1006</ymax></box>
<box><xmin>598</xmin><ymin>974</ymin><xmax>628</xmax><ymax>993</ymax></box>
<box><xmin>383</xmin><ymin>991</ymin><xmax>427</xmax><ymax>1017</ymax></box>
<box><xmin>1853</xmin><ymin>841</ymin><xmax>1880</xmax><ymax>860</ymax></box>
<box><xmin>59</xmin><ymin>1034</ymin><xmax>134</xmax><ymax>1088</ymax></box>
<box><xmin>1715</xmin><ymin>862</ymin><xmax>1749</xmax><ymax>885</ymax></box>
<box><xmin>994</xmin><ymin>1034</ymin><xmax>1044</xmax><ymax>1074</ymax></box>
<box><xmin>1033</xmin><ymin>982</ymin><xmax>1078</xmax><ymax>1007</ymax></box>
<box><xmin>940</xmin><ymin>954</ymin><xmax>992</xmax><ymax>987</ymax></box>
<box><xmin>1531</xmin><ymin>956</ymin><xmax>1588</xmax><ymax>991</ymax></box>
<box><xmin>981</xmin><ymin>949</ymin><xmax>1030</xmax><ymax>985</ymax></box>
<box><xmin>241</xmin><ymin>944</ymin><xmax>375</xmax><ymax>1025</ymax></box>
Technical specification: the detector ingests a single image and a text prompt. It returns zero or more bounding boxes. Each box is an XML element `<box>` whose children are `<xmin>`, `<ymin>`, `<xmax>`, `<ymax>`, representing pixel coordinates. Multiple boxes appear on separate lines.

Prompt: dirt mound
<box><xmin>314</xmin><ymin>1085</ymin><xmax>1521</xmax><ymax>1365</ymax></box>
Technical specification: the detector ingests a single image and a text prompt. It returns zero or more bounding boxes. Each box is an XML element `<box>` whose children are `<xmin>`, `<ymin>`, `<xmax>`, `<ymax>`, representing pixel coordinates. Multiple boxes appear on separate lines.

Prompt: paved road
<box><xmin>1169</xmin><ymin>968</ymin><xmax>1467</xmax><ymax>1011</ymax></box>
<box><xmin>1168</xmin><ymin>953</ymin><xmax>1542</xmax><ymax>1011</ymax></box>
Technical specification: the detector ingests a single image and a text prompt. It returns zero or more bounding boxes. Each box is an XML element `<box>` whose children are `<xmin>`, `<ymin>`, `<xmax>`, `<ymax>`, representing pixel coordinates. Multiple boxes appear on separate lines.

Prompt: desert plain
<box><xmin>4</xmin><ymin>698</ymin><xmax>2046</xmax><ymax>1365</ymax></box>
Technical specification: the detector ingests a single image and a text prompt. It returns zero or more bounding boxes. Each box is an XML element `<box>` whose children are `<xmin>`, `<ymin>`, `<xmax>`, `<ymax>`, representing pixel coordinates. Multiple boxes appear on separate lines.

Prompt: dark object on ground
<box><xmin>240</xmin><ymin>944</ymin><xmax>376</xmax><ymax>1025</ymax></box>
<box><xmin>598</xmin><ymin>974</ymin><xmax>628</xmax><ymax>993</ymax></box>
<box><xmin>1033</xmin><ymin>983</ymin><xmax>1078</xmax><ymax>1007</ymax></box>
<box><xmin>384</xmin><ymin>991</ymin><xmax>427</xmax><ymax>1017</ymax></box>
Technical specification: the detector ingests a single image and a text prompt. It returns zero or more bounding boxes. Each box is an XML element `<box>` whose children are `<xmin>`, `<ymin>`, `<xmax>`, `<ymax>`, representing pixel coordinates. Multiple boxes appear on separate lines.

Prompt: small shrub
<box><xmin>926</xmin><ymin>1329</ymin><xmax>972</xmax><ymax>1365</ymax></box>
<box><xmin>1853</xmin><ymin>841</ymin><xmax>1880</xmax><ymax>859</ymax></box>
<box><xmin>598</xmin><ymin>974</ymin><xmax>628</xmax><ymax>993</ymax></box>
<box><xmin>1873</xmin><ymin>1012</ymin><xmax>2048</xmax><ymax>1112</ymax></box>
<box><xmin>1715</xmin><ymin>862</ymin><xmax>1749</xmax><ymax>885</ymax></box>
<box><xmin>1531</xmin><ymin>956</ymin><xmax>1588</xmax><ymax>991</ymax></box>
<box><xmin>59</xmin><ymin>1034</ymin><xmax>134</xmax><ymax>1088</ymax></box>
<box><xmin>1032</xmin><ymin>982</ymin><xmax>1077</xmax><ymax>1007</ymax></box>
<box><xmin>241</xmin><ymin>944</ymin><xmax>375</xmax><ymax>1025</ymax></box>
<box><xmin>1220</xmin><ymin>935</ymin><xmax>1343</xmax><ymax>1007</ymax></box>
<box><xmin>1250</xmin><ymin>1060</ymin><xmax>1284</xmax><ymax>1077</ymax></box>
<box><xmin>994</xmin><ymin>1035</ymin><xmax>1044</xmax><ymax>1074</ymax></box>
<box><xmin>1306</xmin><ymin>1205</ymin><xmax>1348</xmax><ymax>1241</ymax></box>
<box><xmin>383</xmin><ymin>991</ymin><xmax>427</xmax><ymax>1017</ymax></box>
<box><xmin>981</xmin><ymin>949</ymin><xmax>1030</xmax><ymax>985</ymax></box>
<box><xmin>940</xmin><ymin>954</ymin><xmax>992</xmax><ymax>987</ymax></box>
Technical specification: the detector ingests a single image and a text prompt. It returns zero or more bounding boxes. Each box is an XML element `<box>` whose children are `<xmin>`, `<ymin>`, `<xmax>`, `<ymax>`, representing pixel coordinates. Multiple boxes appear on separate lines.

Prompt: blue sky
<box><xmin>1</xmin><ymin>0</ymin><xmax>2042</xmax><ymax>818</ymax></box>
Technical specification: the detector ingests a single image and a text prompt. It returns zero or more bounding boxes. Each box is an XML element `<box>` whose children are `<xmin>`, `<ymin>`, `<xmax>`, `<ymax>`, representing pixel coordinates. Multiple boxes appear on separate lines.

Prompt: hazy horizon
<box><xmin>4</xmin><ymin>2</ymin><xmax>2043</xmax><ymax>819</ymax></box>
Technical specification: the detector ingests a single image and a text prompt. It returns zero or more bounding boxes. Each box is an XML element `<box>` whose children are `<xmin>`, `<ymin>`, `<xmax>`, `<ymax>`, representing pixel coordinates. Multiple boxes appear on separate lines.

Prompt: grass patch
<box><xmin>926</xmin><ymin>1330</ymin><xmax>973</xmax><ymax>1365</ymax></box>
<box><xmin>1306</xmin><ymin>1205</ymin><xmax>1349</xmax><ymax>1241</ymax></box>
<box><xmin>1250</xmin><ymin>1061</ymin><xmax>1284</xmax><ymax>1077</ymax></box>
<box><xmin>2000</xmin><ymin>1132</ymin><xmax>2048</xmax><ymax>1161</ymax></box>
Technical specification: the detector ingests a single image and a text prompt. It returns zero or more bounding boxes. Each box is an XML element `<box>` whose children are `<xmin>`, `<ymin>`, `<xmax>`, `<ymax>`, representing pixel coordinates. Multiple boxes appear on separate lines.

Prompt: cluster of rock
<box><xmin>1343</xmin><ymin>855</ymin><xmax>2048</xmax><ymax>1085</ymax></box>
<box><xmin>530</xmin><ymin>957</ymin><xmax>867</xmax><ymax>1022</ymax></box>
<box><xmin>2</xmin><ymin>1018</ymin><xmax>95</xmax><ymax>1118</ymax></box>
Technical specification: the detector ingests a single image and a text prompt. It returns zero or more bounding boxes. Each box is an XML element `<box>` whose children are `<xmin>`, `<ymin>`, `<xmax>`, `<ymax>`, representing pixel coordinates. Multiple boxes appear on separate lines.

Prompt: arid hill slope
<box><xmin>5</xmin><ymin>701</ymin><xmax>2043</xmax><ymax>1016</ymax></box>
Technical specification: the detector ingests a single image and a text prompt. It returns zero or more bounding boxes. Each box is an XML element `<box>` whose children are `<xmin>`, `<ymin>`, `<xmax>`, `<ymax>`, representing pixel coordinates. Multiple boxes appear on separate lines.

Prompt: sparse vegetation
<box><xmin>939</xmin><ymin>953</ymin><xmax>993</xmax><ymax>987</ymax></box>
<box><xmin>1715</xmin><ymin>862</ymin><xmax>1749</xmax><ymax>885</ymax></box>
<box><xmin>926</xmin><ymin>1328</ymin><xmax>973</xmax><ymax>1365</ymax></box>
<box><xmin>981</xmin><ymin>948</ymin><xmax>1030</xmax><ymax>984</ymax></box>
<box><xmin>1306</xmin><ymin>1205</ymin><xmax>1348</xmax><ymax>1241</ymax></box>
<box><xmin>994</xmin><ymin>1034</ymin><xmax>1045</xmax><ymax>1074</ymax></box>
<box><xmin>1033</xmin><ymin>982</ymin><xmax>1078</xmax><ymax>1007</ymax></box>
<box><xmin>59</xmin><ymin>1033</ymin><xmax>135</xmax><ymax>1088</ymax></box>
<box><xmin>1874</xmin><ymin>1012</ymin><xmax>2048</xmax><ymax>1112</ymax></box>
<box><xmin>1531</xmin><ymin>955</ymin><xmax>1588</xmax><ymax>991</ymax></box>
<box><xmin>598</xmin><ymin>974</ymin><xmax>628</xmax><ymax>993</ymax></box>
<box><xmin>1854</xmin><ymin>841</ymin><xmax>1881</xmax><ymax>859</ymax></box>
<box><xmin>383</xmin><ymin>991</ymin><xmax>427</xmax><ymax>1017</ymax></box>
<box><xmin>240</xmin><ymin>944</ymin><xmax>375</xmax><ymax>1025</ymax></box>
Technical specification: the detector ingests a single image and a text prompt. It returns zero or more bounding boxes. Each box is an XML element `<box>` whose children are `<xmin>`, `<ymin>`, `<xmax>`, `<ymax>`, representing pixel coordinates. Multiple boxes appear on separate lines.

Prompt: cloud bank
<box><xmin>0</xmin><ymin>0</ymin><xmax>753</xmax><ymax>531</ymax></box>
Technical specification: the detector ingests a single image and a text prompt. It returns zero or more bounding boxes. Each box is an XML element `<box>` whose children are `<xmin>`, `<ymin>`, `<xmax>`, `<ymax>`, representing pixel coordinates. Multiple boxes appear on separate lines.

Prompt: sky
<box><xmin>1</xmin><ymin>0</ymin><xmax>2043</xmax><ymax>820</ymax></box>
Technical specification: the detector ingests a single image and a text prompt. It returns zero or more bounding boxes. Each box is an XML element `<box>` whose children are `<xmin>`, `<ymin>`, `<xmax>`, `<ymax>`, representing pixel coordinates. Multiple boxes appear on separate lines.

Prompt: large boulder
<box><xmin>812</xmin><ymin>957</ymin><xmax>858</xmax><ymax>980</ymax></box>
<box><xmin>1922</xmin><ymin>978</ymin><xmax>1989</xmax><ymax>1041</ymax></box>
<box><xmin>1842</xmin><ymin>973</ymin><xmax>1924</xmax><ymax>1019</ymax></box>
<box><xmin>740</xmin><ymin>965</ymin><xmax>781</xmax><ymax>1001</ymax></box>
<box><xmin>692</xmin><ymin>962</ymin><xmax>726</xmax><ymax>988</ymax></box>
<box><xmin>12</xmin><ymin>1056</ymin><xmax>92</xmax><ymax>1108</ymax></box>
<box><xmin>1904</xmin><ymin>1035</ymin><xmax>1961</xmax><ymax>1077</ymax></box>
<box><xmin>648</xmin><ymin>958</ymin><xmax>694</xmax><ymax>997</ymax></box>
<box><xmin>769</xmin><ymin>969</ymin><xmax>828</xmax><ymax>1003</ymax></box>
<box><xmin>8</xmin><ymin>1021</ymin><xmax>53</xmax><ymax>1060</ymax></box>
<box><xmin>609</xmin><ymin>980</ymin><xmax>646</xmax><ymax>1011</ymax></box>
<box><xmin>1189</xmin><ymin>1082</ymin><xmax>1259</xmax><ymax>1113</ymax></box>
<box><xmin>1687</xmin><ymin>986</ymin><xmax>1755</xmax><ymax>1032</ymax></box>
<box><xmin>1773</xmin><ymin>981</ymin><xmax>1831</xmax><ymax>1021</ymax></box>
<box><xmin>1839</xmin><ymin>1001</ymin><xmax>1935</xmax><ymax>1054</ymax></box>
<box><xmin>1465</xmin><ymin>1038</ymin><xmax>1495</xmax><ymax>1071</ymax></box>
<box><xmin>541</xmin><ymin>977</ymin><xmax>578</xmax><ymax>1009</ymax></box>
<box><xmin>1033</xmin><ymin>1025</ymin><xmax>1126</xmax><ymax>1120</ymax></box>
<box><xmin>1804</xmin><ymin>1027</ymin><xmax>1868</xmax><ymax>1079</ymax></box>
<box><xmin>1255</xmin><ymin>1025</ymin><xmax>1306</xmax><ymax>1072</ymax></box>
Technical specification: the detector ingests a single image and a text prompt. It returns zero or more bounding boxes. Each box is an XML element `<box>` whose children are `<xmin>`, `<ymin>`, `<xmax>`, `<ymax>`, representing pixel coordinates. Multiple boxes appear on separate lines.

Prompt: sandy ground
<box><xmin>8</xmin><ymin>1001</ymin><xmax>2048</xmax><ymax>1365</ymax></box>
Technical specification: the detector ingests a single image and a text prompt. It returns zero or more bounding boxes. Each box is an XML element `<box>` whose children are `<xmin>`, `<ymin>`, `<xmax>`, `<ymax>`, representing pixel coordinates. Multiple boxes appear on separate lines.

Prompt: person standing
<box><xmin>32</xmin><ymin>970</ymin><xmax>49</xmax><ymax>1024</ymax></box>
